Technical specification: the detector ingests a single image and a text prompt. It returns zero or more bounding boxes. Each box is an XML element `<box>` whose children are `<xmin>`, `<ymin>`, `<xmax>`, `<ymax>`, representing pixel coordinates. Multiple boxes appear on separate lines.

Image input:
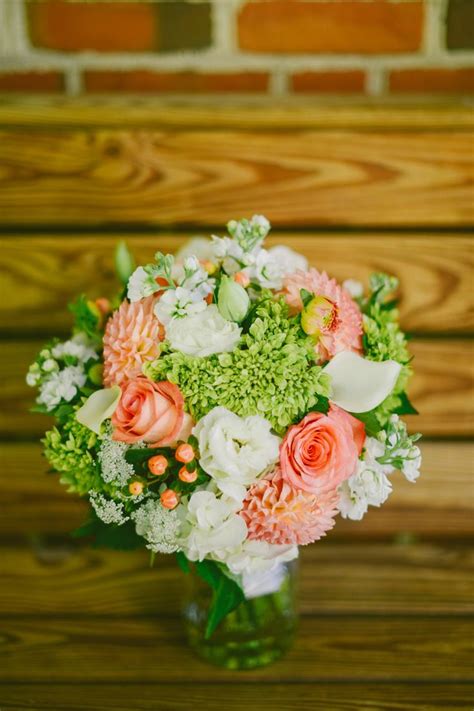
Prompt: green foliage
<box><xmin>72</xmin><ymin>509</ymin><xmax>143</xmax><ymax>550</ymax></box>
<box><xmin>145</xmin><ymin>297</ymin><xmax>330</xmax><ymax>434</ymax></box>
<box><xmin>115</xmin><ymin>241</ymin><xmax>135</xmax><ymax>286</ymax></box>
<box><xmin>68</xmin><ymin>295</ymin><xmax>101</xmax><ymax>340</ymax></box>
<box><xmin>43</xmin><ymin>410</ymin><xmax>116</xmax><ymax>497</ymax></box>
<box><xmin>192</xmin><ymin>559</ymin><xmax>245</xmax><ymax>639</ymax></box>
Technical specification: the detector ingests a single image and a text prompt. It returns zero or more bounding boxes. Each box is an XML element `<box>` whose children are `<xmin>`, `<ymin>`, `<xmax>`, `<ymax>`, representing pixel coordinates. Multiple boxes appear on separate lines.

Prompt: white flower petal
<box><xmin>75</xmin><ymin>385</ymin><xmax>121</xmax><ymax>435</ymax></box>
<box><xmin>324</xmin><ymin>351</ymin><xmax>402</xmax><ymax>413</ymax></box>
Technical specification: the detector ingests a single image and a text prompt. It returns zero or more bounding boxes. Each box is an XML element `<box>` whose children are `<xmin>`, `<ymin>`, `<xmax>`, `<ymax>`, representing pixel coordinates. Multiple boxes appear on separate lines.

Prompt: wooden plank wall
<box><xmin>0</xmin><ymin>102</ymin><xmax>473</xmax><ymax>706</ymax></box>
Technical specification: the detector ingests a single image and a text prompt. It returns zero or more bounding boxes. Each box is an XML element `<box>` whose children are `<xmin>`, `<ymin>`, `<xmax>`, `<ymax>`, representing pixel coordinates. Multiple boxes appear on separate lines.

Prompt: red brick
<box><xmin>27</xmin><ymin>1</ymin><xmax>157</xmax><ymax>52</ymax></box>
<box><xmin>0</xmin><ymin>71</ymin><xmax>64</xmax><ymax>92</ymax></box>
<box><xmin>84</xmin><ymin>70</ymin><xmax>270</xmax><ymax>93</ymax></box>
<box><xmin>291</xmin><ymin>70</ymin><xmax>366</xmax><ymax>93</ymax></box>
<box><xmin>238</xmin><ymin>0</ymin><xmax>424</xmax><ymax>54</ymax></box>
<box><xmin>389</xmin><ymin>67</ymin><xmax>474</xmax><ymax>93</ymax></box>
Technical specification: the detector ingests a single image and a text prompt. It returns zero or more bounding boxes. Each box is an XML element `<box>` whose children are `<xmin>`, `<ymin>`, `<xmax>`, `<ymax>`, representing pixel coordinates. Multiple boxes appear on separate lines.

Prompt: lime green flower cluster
<box><xmin>43</xmin><ymin>411</ymin><xmax>115</xmax><ymax>496</ymax></box>
<box><xmin>362</xmin><ymin>274</ymin><xmax>412</xmax><ymax>426</ymax></box>
<box><xmin>145</xmin><ymin>297</ymin><xmax>330</xmax><ymax>434</ymax></box>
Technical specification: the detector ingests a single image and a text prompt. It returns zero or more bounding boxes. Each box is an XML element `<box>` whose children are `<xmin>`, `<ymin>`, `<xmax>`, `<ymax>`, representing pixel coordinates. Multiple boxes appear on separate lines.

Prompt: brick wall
<box><xmin>0</xmin><ymin>0</ymin><xmax>473</xmax><ymax>97</ymax></box>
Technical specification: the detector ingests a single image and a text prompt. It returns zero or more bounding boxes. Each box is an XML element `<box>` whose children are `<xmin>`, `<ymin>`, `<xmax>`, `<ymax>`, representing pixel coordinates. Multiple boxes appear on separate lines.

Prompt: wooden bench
<box><xmin>0</xmin><ymin>101</ymin><xmax>473</xmax><ymax>709</ymax></box>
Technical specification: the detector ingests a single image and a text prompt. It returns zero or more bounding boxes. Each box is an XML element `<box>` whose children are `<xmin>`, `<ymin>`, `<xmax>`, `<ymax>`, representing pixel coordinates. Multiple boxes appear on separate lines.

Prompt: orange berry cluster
<box><xmin>128</xmin><ymin>442</ymin><xmax>198</xmax><ymax>510</ymax></box>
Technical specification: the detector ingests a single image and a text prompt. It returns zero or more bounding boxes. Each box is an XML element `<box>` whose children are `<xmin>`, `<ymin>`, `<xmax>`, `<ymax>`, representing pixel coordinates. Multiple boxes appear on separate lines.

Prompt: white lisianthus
<box><xmin>154</xmin><ymin>286</ymin><xmax>208</xmax><ymax>326</ymax></box>
<box><xmin>268</xmin><ymin>245</ymin><xmax>309</xmax><ymax>275</ymax></box>
<box><xmin>194</xmin><ymin>407</ymin><xmax>280</xmax><ymax>502</ymax></box>
<box><xmin>224</xmin><ymin>539</ymin><xmax>298</xmax><ymax>577</ymax></box>
<box><xmin>338</xmin><ymin>437</ymin><xmax>394</xmax><ymax>521</ymax></box>
<box><xmin>178</xmin><ymin>490</ymin><xmax>247</xmax><ymax>562</ymax></box>
<box><xmin>246</xmin><ymin>248</ymin><xmax>284</xmax><ymax>290</ymax></box>
<box><xmin>166</xmin><ymin>304</ymin><xmax>241</xmax><ymax>357</ymax></box>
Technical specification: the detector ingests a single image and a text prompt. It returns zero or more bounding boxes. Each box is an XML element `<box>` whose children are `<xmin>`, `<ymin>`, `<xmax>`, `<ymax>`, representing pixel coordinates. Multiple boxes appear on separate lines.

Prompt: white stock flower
<box><xmin>166</xmin><ymin>304</ymin><xmax>241</xmax><ymax>357</ymax></box>
<box><xmin>127</xmin><ymin>266</ymin><xmax>158</xmax><ymax>302</ymax></box>
<box><xmin>37</xmin><ymin>366</ymin><xmax>87</xmax><ymax>411</ymax></box>
<box><xmin>178</xmin><ymin>490</ymin><xmax>247</xmax><ymax>562</ymax></box>
<box><xmin>51</xmin><ymin>334</ymin><xmax>98</xmax><ymax>363</ymax></box>
<box><xmin>132</xmin><ymin>499</ymin><xmax>181</xmax><ymax>554</ymax></box>
<box><xmin>401</xmin><ymin>446</ymin><xmax>422</xmax><ymax>482</ymax></box>
<box><xmin>224</xmin><ymin>539</ymin><xmax>298</xmax><ymax>577</ymax></box>
<box><xmin>211</xmin><ymin>236</ymin><xmax>248</xmax><ymax>274</ymax></box>
<box><xmin>247</xmin><ymin>248</ymin><xmax>284</xmax><ymax>290</ymax></box>
<box><xmin>338</xmin><ymin>437</ymin><xmax>393</xmax><ymax>521</ymax></box>
<box><xmin>154</xmin><ymin>286</ymin><xmax>208</xmax><ymax>326</ymax></box>
<box><xmin>268</xmin><ymin>245</ymin><xmax>309</xmax><ymax>275</ymax></box>
<box><xmin>194</xmin><ymin>407</ymin><xmax>280</xmax><ymax>502</ymax></box>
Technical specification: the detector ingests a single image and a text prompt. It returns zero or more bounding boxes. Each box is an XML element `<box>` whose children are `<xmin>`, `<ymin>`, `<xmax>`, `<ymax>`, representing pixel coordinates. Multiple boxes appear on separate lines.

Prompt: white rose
<box><xmin>166</xmin><ymin>304</ymin><xmax>241</xmax><ymax>357</ymax></box>
<box><xmin>178</xmin><ymin>490</ymin><xmax>247</xmax><ymax>562</ymax></box>
<box><xmin>194</xmin><ymin>407</ymin><xmax>280</xmax><ymax>502</ymax></box>
<box><xmin>268</xmin><ymin>245</ymin><xmax>309</xmax><ymax>275</ymax></box>
<box><xmin>224</xmin><ymin>539</ymin><xmax>298</xmax><ymax>577</ymax></box>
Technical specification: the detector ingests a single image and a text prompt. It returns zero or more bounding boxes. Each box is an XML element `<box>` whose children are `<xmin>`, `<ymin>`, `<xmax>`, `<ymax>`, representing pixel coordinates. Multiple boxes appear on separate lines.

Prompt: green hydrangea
<box><xmin>362</xmin><ymin>273</ymin><xmax>412</xmax><ymax>427</ymax></box>
<box><xmin>43</xmin><ymin>412</ymin><xmax>116</xmax><ymax>496</ymax></box>
<box><xmin>145</xmin><ymin>298</ymin><xmax>330</xmax><ymax>434</ymax></box>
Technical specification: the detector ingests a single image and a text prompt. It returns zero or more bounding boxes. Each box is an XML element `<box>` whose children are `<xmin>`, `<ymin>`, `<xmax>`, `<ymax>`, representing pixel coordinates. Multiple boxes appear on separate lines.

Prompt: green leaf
<box><xmin>115</xmin><ymin>241</ymin><xmax>135</xmax><ymax>286</ymax></box>
<box><xmin>350</xmin><ymin>409</ymin><xmax>383</xmax><ymax>437</ymax></box>
<box><xmin>393</xmin><ymin>391</ymin><xmax>419</xmax><ymax>416</ymax></box>
<box><xmin>72</xmin><ymin>510</ymin><xmax>142</xmax><ymax>551</ymax></box>
<box><xmin>310</xmin><ymin>396</ymin><xmax>329</xmax><ymax>415</ymax></box>
<box><xmin>194</xmin><ymin>559</ymin><xmax>222</xmax><ymax>589</ymax></box>
<box><xmin>176</xmin><ymin>551</ymin><xmax>190</xmax><ymax>574</ymax></box>
<box><xmin>68</xmin><ymin>295</ymin><xmax>100</xmax><ymax>339</ymax></box>
<box><xmin>300</xmin><ymin>288</ymin><xmax>313</xmax><ymax>308</ymax></box>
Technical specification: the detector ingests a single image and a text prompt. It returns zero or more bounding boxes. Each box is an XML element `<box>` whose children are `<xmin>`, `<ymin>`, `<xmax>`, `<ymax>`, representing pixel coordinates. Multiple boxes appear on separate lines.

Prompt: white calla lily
<box><xmin>323</xmin><ymin>351</ymin><xmax>401</xmax><ymax>413</ymax></box>
<box><xmin>76</xmin><ymin>385</ymin><xmax>121</xmax><ymax>434</ymax></box>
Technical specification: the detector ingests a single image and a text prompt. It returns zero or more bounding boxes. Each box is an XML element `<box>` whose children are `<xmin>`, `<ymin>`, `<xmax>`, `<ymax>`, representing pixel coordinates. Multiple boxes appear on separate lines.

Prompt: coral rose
<box><xmin>280</xmin><ymin>405</ymin><xmax>365</xmax><ymax>495</ymax></box>
<box><xmin>240</xmin><ymin>467</ymin><xmax>339</xmax><ymax>546</ymax></box>
<box><xmin>112</xmin><ymin>376</ymin><xmax>185</xmax><ymax>447</ymax></box>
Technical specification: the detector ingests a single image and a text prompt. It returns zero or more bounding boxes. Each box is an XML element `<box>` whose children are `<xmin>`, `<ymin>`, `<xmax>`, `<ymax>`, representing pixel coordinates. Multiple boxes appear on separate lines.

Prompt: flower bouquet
<box><xmin>28</xmin><ymin>216</ymin><xmax>421</xmax><ymax>669</ymax></box>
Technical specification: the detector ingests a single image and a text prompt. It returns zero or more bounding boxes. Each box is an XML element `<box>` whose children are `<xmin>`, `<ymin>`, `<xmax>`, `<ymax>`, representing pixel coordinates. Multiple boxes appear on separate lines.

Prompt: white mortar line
<box><xmin>269</xmin><ymin>68</ymin><xmax>289</xmax><ymax>97</ymax></box>
<box><xmin>365</xmin><ymin>65</ymin><xmax>386</xmax><ymax>97</ymax></box>
<box><xmin>211</xmin><ymin>0</ymin><xmax>238</xmax><ymax>54</ymax></box>
<box><xmin>424</xmin><ymin>0</ymin><xmax>449</xmax><ymax>56</ymax></box>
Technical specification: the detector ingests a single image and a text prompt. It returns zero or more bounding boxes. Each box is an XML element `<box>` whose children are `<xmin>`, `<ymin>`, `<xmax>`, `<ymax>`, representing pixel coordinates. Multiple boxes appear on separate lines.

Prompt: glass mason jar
<box><xmin>183</xmin><ymin>560</ymin><xmax>298</xmax><ymax>670</ymax></box>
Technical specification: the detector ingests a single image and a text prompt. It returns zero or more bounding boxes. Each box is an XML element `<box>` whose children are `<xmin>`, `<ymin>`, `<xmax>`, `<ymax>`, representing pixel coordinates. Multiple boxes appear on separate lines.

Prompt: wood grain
<box><xmin>2</xmin><ymin>338</ymin><xmax>472</xmax><ymax>439</ymax></box>
<box><xmin>1</xmin><ymin>541</ymin><xmax>472</xmax><ymax>617</ymax></box>
<box><xmin>0</xmin><ymin>234</ymin><xmax>472</xmax><ymax>335</ymax></box>
<box><xmin>1</xmin><ymin>101</ymin><xmax>473</xmax><ymax>129</ymax></box>
<box><xmin>1</xmin><ymin>683</ymin><xmax>473</xmax><ymax>710</ymax></box>
<box><xmin>2</xmin><ymin>616</ymin><xmax>472</xmax><ymax>683</ymax></box>
<box><xmin>0</xmin><ymin>129</ymin><xmax>472</xmax><ymax>227</ymax></box>
<box><xmin>1</xmin><ymin>442</ymin><xmax>472</xmax><ymax>537</ymax></box>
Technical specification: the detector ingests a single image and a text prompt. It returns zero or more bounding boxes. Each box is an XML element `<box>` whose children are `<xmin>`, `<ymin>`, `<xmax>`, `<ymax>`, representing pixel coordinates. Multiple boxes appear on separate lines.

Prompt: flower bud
<box><xmin>301</xmin><ymin>296</ymin><xmax>339</xmax><ymax>337</ymax></box>
<box><xmin>148</xmin><ymin>454</ymin><xmax>168</xmax><ymax>476</ymax></box>
<box><xmin>234</xmin><ymin>271</ymin><xmax>250</xmax><ymax>288</ymax></box>
<box><xmin>175</xmin><ymin>443</ymin><xmax>194</xmax><ymax>464</ymax></box>
<box><xmin>161</xmin><ymin>489</ymin><xmax>180</xmax><ymax>510</ymax></box>
<box><xmin>217</xmin><ymin>275</ymin><xmax>250</xmax><ymax>324</ymax></box>
<box><xmin>88</xmin><ymin>363</ymin><xmax>104</xmax><ymax>386</ymax></box>
<box><xmin>129</xmin><ymin>481</ymin><xmax>144</xmax><ymax>496</ymax></box>
<box><xmin>178</xmin><ymin>466</ymin><xmax>198</xmax><ymax>483</ymax></box>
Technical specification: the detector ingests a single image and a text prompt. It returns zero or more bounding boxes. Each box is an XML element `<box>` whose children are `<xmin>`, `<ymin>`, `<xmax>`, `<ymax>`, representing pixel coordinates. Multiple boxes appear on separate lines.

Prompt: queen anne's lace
<box><xmin>89</xmin><ymin>491</ymin><xmax>129</xmax><ymax>525</ymax></box>
<box><xmin>97</xmin><ymin>429</ymin><xmax>144</xmax><ymax>487</ymax></box>
<box><xmin>132</xmin><ymin>499</ymin><xmax>181</xmax><ymax>554</ymax></box>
